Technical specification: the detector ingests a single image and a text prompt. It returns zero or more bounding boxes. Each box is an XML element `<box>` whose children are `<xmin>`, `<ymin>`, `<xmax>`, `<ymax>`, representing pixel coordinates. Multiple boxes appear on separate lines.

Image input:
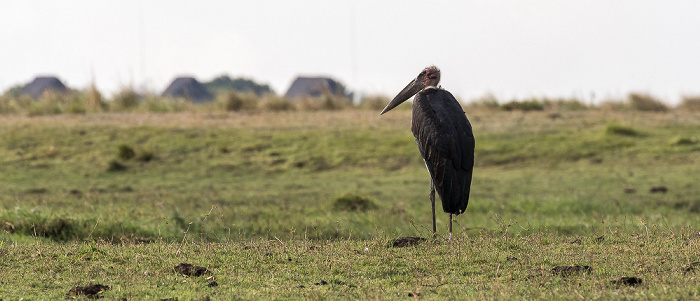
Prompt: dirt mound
<box><xmin>551</xmin><ymin>265</ymin><xmax>593</xmax><ymax>277</ymax></box>
<box><xmin>392</xmin><ymin>237</ymin><xmax>426</xmax><ymax>247</ymax></box>
<box><xmin>174</xmin><ymin>263</ymin><xmax>210</xmax><ymax>277</ymax></box>
<box><xmin>611</xmin><ymin>277</ymin><xmax>642</xmax><ymax>286</ymax></box>
<box><xmin>67</xmin><ymin>284</ymin><xmax>110</xmax><ymax>298</ymax></box>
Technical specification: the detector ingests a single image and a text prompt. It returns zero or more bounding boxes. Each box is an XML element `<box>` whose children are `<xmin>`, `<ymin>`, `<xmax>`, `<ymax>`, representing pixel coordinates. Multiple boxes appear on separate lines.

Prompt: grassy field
<box><xmin>1</xmin><ymin>109</ymin><xmax>700</xmax><ymax>299</ymax></box>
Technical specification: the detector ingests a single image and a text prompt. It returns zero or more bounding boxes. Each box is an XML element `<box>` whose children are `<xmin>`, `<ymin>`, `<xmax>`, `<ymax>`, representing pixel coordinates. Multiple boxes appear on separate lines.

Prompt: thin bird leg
<box><xmin>448</xmin><ymin>214</ymin><xmax>453</xmax><ymax>242</ymax></box>
<box><xmin>430</xmin><ymin>179</ymin><xmax>436</xmax><ymax>237</ymax></box>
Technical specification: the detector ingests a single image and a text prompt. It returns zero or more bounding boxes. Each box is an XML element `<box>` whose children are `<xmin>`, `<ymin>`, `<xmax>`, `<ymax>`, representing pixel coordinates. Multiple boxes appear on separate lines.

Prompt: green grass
<box><xmin>1</xmin><ymin>231</ymin><xmax>699</xmax><ymax>299</ymax></box>
<box><xmin>1</xmin><ymin>110</ymin><xmax>699</xmax><ymax>299</ymax></box>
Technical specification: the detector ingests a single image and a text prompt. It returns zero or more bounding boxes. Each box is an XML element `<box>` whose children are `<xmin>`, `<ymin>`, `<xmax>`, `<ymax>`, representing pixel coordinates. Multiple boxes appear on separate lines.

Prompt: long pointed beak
<box><xmin>380</xmin><ymin>78</ymin><xmax>425</xmax><ymax>115</ymax></box>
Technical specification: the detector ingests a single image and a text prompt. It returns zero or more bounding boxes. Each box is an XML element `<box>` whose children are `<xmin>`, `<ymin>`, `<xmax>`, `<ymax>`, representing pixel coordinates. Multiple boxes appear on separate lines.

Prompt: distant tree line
<box><xmin>204</xmin><ymin>75</ymin><xmax>273</xmax><ymax>96</ymax></box>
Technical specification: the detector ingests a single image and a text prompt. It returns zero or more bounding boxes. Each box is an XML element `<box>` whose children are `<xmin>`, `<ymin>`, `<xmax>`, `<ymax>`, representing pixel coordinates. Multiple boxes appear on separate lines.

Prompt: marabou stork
<box><xmin>380</xmin><ymin>66</ymin><xmax>474</xmax><ymax>239</ymax></box>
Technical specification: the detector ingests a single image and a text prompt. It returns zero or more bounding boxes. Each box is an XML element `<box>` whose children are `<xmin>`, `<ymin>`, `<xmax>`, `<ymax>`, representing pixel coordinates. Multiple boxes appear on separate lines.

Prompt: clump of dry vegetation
<box><xmin>3</xmin><ymin>85</ymin><xmax>700</xmax><ymax>116</ymax></box>
<box><xmin>218</xmin><ymin>91</ymin><xmax>258</xmax><ymax>112</ymax></box>
<box><xmin>679</xmin><ymin>95</ymin><xmax>700</xmax><ymax>112</ymax></box>
<box><xmin>628</xmin><ymin>93</ymin><xmax>668</xmax><ymax>112</ymax></box>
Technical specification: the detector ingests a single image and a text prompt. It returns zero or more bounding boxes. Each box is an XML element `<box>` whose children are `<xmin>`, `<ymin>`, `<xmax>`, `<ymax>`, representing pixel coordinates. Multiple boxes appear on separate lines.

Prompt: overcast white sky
<box><xmin>2</xmin><ymin>0</ymin><xmax>700</xmax><ymax>104</ymax></box>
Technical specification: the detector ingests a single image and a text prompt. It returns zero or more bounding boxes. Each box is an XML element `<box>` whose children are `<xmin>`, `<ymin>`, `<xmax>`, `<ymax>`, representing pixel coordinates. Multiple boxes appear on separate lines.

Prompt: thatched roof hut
<box><xmin>161</xmin><ymin>77</ymin><xmax>213</xmax><ymax>103</ymax></box>
<box><xmin>284</xmin><ymin>77</ymin><xmax>345</xmax><ymax>99</ymax></box>
<box><xmin>21</xmin><ymin>76</ymin><xmax>67</xmax><ymax>99</ymax></box>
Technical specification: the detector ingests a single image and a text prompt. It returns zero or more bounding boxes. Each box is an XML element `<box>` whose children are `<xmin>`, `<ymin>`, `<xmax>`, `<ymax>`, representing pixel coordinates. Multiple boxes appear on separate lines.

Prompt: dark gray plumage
<box><xmin>380</xmin><ymin>66</ymin><xmax>474</xmax><ymax>237</ymax></box>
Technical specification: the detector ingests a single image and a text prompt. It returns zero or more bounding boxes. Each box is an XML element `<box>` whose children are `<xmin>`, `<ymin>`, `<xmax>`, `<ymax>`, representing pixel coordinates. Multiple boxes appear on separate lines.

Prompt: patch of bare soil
<box><xmin>174</xmin><ymin>263</ymin><xmax>210</xmax><ymax>277</ymax></box>
<box><xmin>684</xmin><ymin>262</ymin><xmax>700</xmax><ymax>274</ymax></box>
<box><xmin>551</xmin><ymin>265</ymin><xmax>593</xmax><ymax>277</ymax></box>
<box><xmin>611</xmin><ymin>277</ymin><xmax>643</xmax><ymax>286</ymax></box>
<box><xmin>649</xmin><ymin>186</ymin><xmax>668</xmax><ymax>193</ymax></box>
<box><xmin>67</xmin><ymin>284</ymin><xmax>110</xmax><ymax>299</ymax></box>
<box><xmin>392</xmin><ymin>237</ymin><xmax>426</xmax><ymax>247</ymax></box>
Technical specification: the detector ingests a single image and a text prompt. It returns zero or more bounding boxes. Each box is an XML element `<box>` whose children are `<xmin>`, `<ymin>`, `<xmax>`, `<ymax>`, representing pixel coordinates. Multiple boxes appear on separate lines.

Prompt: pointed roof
<box><xmin>284</xmin><ymin>76</ymin><xmax>344</xmax><ymax>99</ymax></box>
<box><xmin>161</xmin><ymin>77</ymin><xmax>213</xmax><ymax>103</ymax></box>
<box><xmin>21</xmin><ymin>76</ymin><xmax>67</xmax><ymax>99</ymax></box>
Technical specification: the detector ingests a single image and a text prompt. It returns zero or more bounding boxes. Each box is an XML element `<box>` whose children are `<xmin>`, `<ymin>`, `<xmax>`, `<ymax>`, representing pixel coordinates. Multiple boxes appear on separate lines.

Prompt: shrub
<box><xmin>332</xmin><ymin>193</ymin><xmax>377</xmax><ymax>211</ymax></box>
<box><xmin>358</xmin><ymin>95</ymin><xmax>390</xmax><ymax>110</ymax></box>
<box><xmin>628</xmin><ymin>93</ymin><xmax>668</xmax><ymax>112</ymax></box>
<box><xmin>86</xmin><ymin>84</ymin><xmax>107</xmax><ymax>111</ymax></box>
<box><xmin>501</xmin><ymin>99</ymin><xmax>545</xmax><ymax>111</ymax></box>
<box><xmin>297</xmin><ymin>94</ymin><xmax>351</xmax><ymax>111</ymax></box>
<box><xmin>111</xmin><ymin>88</ymin><xmax>140</xmax><ymax>110</ymax></box>
<box><xmin>679</xmin><ymin>96</ymin><xmax>700</xmax><ymax>112</ymax></box>
<box><xmin>218</xmin><ymin>91</ymin><xmax>257</xmax><ymax>112</ymax></box>
<box><xmin>118</xmin><ymin>144</ymin><xmax>136</xmax><ymax>160</ymax></box>
<box><xmin>259</xmin><ymin>95</ymin><xmax>295</xmax><ymax>111</ymax></box>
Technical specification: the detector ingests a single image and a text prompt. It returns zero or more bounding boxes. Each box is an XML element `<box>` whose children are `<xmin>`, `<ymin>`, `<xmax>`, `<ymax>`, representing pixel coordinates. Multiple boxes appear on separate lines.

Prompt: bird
<box><xmin>380</xmin><ymin>66</ymin><xmax>474</xmax><ymax>239</ymax></box>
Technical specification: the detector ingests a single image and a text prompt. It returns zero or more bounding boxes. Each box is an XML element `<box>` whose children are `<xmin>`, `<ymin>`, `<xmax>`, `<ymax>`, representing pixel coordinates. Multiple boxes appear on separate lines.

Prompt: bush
<box><xmin>500</xmin><ymin>99</ymin><xmax>545</xmax><ymax>111</ymax></box>
<box><xmin>118</xmin><ymin>144</ymin><xmax>136</xmax><ymax>160</ymax></box>
<box><xmin>628</xmin><ymin>93</ymin><xmax>668</xmax><ymax>112</ymax></box>
<box><xmin>111</xmin><ymin>88</ymin><xmax>140</xmax><ymax>110</ymax></box>
<box><xmin>543</xmin><ymin>98</ymin><xmax>589</xmax><ymax>111</ymax></box>
<box><xmin>679</xmin><ymin>96</ymin><xmax>700</xmax><ymax>112</ymax></box>
<box><xmin>218</xmin><ymin>91</ymin><xmax>257</xmax><ymax>112</ymax></box>
<box><xmin>297</xmin><ymin>94</ymin><xmax>351</xmax><ymax>111</ymax></box>
<box><xmin>259</xmin><ymin>95</ymin><xmax>295</xmax><ymax>111</ymax></box>
<box><xmin>332</xmin><ymin>193</ymin><xmax>377</xmax><ymax>212</ymax></box>
<box><xmin>358</xmin><ymin>95</ymin><xmax>390</xmax><ymax>110</ymax></box>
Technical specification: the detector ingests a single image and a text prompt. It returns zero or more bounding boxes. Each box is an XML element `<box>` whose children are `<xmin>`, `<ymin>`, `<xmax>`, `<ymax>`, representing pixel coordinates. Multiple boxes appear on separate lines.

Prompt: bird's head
<box><xmin>380</xmin><ymin>66</ymin><xmax>441</xmax><ymax>115</ymax></box>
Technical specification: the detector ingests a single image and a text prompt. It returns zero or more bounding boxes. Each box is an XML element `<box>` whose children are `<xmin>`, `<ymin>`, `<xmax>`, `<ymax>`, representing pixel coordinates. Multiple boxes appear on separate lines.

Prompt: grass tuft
<box><xmin>500</xmin><ymin>99</ymin><xmax>545</xmax><ymax>111</ymax></box>
<box><xmin>332</xmin><ymin>193</ymin><xmax>378</xmax><ymax>212</ymax></box>
<box><xmin>605</xmin><ymin>123</ymin><xmax>640</xmax><ymax>136</ymax></box>
<box><xmin>219</xmin><ymin>91</ymin><xmax>257</xmax><ymax>112</ymax></box>
<box><xmin>117</xmin><ymin>144</ymin><xmax>136</xmax><ymax>160</ymax></box>
<box><xmin>680</xmin><ymin>95</ymin><xmax>700</xmax><ymax>111</ymax></box>
<box><xmin>628</xmin><ymin>93</ymin><xmax>668</xmax><ymax>112</ymax></box>
<box><xmin>106</xmin><ymin>160</ymin><xmax>128</xmax><ymax>172</ymax></box>
<box><xmin>669</xmin><ymin>136</ymin><xmax>697</xmax><ymax>146</ymax></box>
